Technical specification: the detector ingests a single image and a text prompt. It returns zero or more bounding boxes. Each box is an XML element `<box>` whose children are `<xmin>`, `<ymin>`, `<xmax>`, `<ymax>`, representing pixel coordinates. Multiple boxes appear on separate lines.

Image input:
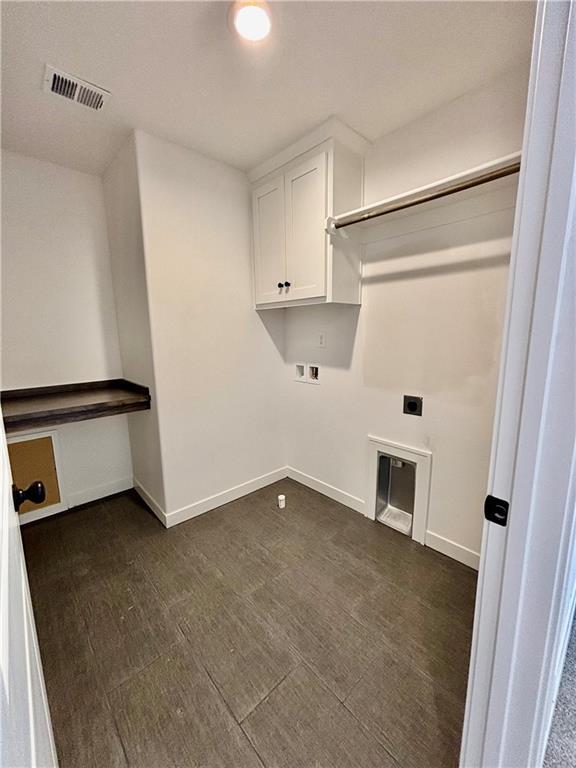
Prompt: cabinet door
<box><xmin>252</xmin><ymin>176</ymin><xmax>286</xmax><ymax>305</ymax></box>
<box><xmin>284</xmin><ymin>151</ymin><xmax>327</xmax><ymax>301</ymax></box>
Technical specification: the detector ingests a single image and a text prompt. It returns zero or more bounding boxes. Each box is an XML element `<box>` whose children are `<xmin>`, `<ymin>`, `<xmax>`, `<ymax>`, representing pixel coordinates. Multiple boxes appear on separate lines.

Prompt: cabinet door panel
<box><xmin>285</xmin><ymin>152</ymin><xmax>327</xmax><ymax>301</ymax></box>
<box><xmin>252</xmin><ymin>176</ymin><xmax>286</xmax><ymax>305</ymax></box>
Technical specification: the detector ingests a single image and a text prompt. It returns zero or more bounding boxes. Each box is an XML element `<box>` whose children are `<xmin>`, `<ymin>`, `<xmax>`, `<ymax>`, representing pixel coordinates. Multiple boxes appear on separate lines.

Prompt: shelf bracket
<box><xmin>325</xmin><ymin>216</ymin><xmax>350</xmax><ymax>239</ymax></box>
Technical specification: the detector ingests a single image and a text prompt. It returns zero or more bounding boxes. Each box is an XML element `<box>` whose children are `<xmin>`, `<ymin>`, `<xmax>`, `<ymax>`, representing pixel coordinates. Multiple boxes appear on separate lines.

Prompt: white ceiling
<box><xmin>1</xmin><ymin>1</ymin><xmax>535</xmax><ymax>176</ymax></box>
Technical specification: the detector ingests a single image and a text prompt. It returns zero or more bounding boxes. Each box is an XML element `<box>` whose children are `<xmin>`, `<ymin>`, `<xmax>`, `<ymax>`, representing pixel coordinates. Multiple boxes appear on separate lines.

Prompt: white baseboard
<box><xmin>425</xmin><ymin>530</ymin><xmax>480</xmax><ymax>570</ymax></box>
<box><xmin>162</xmin><ymin>467</ymin><xmax>289</xmax><ymax>528</ymax></box>
<box><xmin>136</xmin><ymin>466</ymin><xmax>364</xmax><ymax>529</ymax></box>
<box><xmin>66</xmin><ymin>476</ymin><xmax>134</xmax><ymax>509</ymax></box>
<box><xmin>137</xmin><ymin>467</ymin><xmax>479</xmax><ymax>573</ymax></box>
<box><xmin>286</xmin><ymin>467</ymin><xmax>366</xmax><ymax>516</ymax></box>
<box><xmin>19</xmin><ymin>476</ymin><xmax>134</xmax><ymax>526</ymax></box>
<box><xmin>133</xmin><ymin>479</ymin><xmax>167</xmax><ymax>526</ymax></box>
<box><xmin>18</xmin><ymin>501</ymin><xmax>68</xmax><ymax>526</ymax></box>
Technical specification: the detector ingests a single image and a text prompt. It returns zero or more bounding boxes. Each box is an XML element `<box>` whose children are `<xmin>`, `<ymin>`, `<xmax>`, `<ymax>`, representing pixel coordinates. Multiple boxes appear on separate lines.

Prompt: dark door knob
<box><xmin>277</xmin><ymin>282</ymin><xmax>284</xmax><ymax>289</ymax></box>
<box><xmin>284</xmin><ymin>281</ymin><xmax>291</xmax><ymax>288</ymax></box>
<box><xmin>12</xmin><ymin>481</ymin><xmax>46</xmax><ymax>512</ymax></box>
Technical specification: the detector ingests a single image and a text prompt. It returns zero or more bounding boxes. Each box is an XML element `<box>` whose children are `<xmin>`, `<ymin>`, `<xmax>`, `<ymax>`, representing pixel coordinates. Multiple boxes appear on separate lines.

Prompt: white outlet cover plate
<box><xmin>294</xmin><ymin>363</ymin><xmax>307</xmax><ymax>383</ymax></box>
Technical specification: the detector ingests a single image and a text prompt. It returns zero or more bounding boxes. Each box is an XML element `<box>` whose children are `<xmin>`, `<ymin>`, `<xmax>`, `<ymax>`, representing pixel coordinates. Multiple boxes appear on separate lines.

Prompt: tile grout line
<box><xmin>240</xmin><ymin>558</ymin><xmax>412</xmax><ymax>712</ymax></box>
<box><xmin>111</xmin><ymin>713</ymin><xmax>130</xmax><ymax>768</ymax></box>
<box><xmin>239</xmin><ymin>660</ymin><xmax>302</xmax><ymax>725</ymax></box>
<box><xmin>104</xmin><ymin>652</ymin><xmax>162</xmax><ymax>697</ymax></box>
<box><xmin>200</xmin><ymin>661</ymin><xmax>268</xmax><ymax>768</ymax></box>
<box><xmin>302</xmin><ymin>661</ymin><xmax>404</xmax><ymax>768</ymax></box>
<box><xmin>340</xmin><ymin>694</ymin><xmax>405</xmax><ymax>768</ymax></box>
<box><xmin>238</xmin><ymin>662</ymin><xmax>307</xmax><ymax>768</ymax></box>
<box><xmin>334</xmin><ymin>564</ymin><xmax>473</xmax><ymax>703</ymax></box>
<box><xmin>239</xmin><ymin>722</ymin><xmax>270</xmax><ymax>768</ymax></box>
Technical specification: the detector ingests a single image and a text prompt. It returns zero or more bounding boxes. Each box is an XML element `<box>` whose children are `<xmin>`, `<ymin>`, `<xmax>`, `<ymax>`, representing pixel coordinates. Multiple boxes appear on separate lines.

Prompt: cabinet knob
<box><xmin>284</xmin><ymin>281</ymin><xmax>291</xmax><ymax>288</ymax></box>
<box><xmin>12</xmin><ymin>481</ymin><xmax>46</xmax><ymax>512</ymax></box>
<box><xmin>277</xmin><ymin>282</ymin><xmax>284</xmax><ymax>289</ymax></box>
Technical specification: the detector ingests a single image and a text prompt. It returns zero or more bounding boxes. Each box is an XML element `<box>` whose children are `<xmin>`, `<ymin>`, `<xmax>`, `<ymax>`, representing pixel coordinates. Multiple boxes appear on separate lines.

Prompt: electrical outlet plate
<box><xmin>294</xmin><ymin>363</ymin><xmax>306</xmax><ymax>383</ymax></box>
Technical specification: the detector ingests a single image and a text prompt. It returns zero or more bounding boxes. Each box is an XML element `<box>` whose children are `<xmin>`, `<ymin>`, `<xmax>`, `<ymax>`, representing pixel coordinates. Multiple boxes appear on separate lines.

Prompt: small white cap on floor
<box><xmin>278</xmin><ymin>494</ymin><xmax>286</xmax><ymax>509</ymax></box>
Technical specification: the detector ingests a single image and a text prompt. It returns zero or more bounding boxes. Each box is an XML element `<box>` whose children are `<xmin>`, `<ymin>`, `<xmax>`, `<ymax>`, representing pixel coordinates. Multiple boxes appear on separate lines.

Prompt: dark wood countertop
<box><xmin>2</xmin><ymin>379</ymin><xmax>151</xmax><ymax>433</ymax></box>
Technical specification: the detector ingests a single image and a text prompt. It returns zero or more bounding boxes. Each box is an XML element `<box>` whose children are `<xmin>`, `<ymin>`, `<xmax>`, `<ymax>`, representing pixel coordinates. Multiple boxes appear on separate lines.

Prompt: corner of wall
<box><xmin>102</xmin><ymin>133</ymin><xmax>168</xmax><ymax>512</ymax></box>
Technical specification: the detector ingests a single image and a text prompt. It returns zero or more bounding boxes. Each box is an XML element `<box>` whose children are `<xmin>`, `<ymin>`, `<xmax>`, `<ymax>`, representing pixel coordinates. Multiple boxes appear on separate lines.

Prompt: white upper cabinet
<box><xmin>250</xmin><ymin>121</ymin><xmax>367</xmax><ymax>309</ymax></box>
<box><xmin>284</xmin><ymin>151</ymin><xmax>327</xmax><ymax>302</ymax></box>
<box><xmin>252</xmin><ymin>175</ymin><xmax>286</xmax><ymax>305</ymax></box>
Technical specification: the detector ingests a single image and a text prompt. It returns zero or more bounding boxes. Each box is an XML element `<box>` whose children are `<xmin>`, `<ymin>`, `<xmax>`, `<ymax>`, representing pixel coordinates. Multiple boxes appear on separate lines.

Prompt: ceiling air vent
<box><xmin>43</xmin><ymin>65</ymin><xmax>110</xmax><ymax>111</ymax></box>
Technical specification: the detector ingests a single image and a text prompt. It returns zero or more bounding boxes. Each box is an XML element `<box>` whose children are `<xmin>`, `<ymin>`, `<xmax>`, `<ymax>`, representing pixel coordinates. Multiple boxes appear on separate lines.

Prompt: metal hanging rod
<box><xmin>328</xmin><ymin>158</ymin><xmax>521</xmax><ymax>232</ymax></box>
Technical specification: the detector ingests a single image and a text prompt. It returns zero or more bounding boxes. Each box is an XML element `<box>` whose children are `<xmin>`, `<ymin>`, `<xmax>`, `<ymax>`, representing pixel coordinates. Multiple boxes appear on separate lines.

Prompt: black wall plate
<box><xmin>403</xmin><ymin>395</ymin><xmax>423</xmax><ymax>416</ymax></box>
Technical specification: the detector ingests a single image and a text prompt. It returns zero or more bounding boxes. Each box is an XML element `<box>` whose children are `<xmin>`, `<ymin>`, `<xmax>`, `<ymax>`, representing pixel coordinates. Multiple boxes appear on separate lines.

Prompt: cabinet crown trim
<box><xmin>248</xmin><ymin>117</ymin><xmax>371</xmax><ymax>183</ymax></box>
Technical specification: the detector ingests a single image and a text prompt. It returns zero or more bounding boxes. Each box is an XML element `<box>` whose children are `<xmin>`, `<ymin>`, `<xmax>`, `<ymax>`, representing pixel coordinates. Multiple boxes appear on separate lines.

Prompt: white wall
<box><xmin>1</xmin><ymin>150</ymin><xmax>123</xmax><ymax>386</ymax></box>
<box><xmin>55</xmin><ymin>418</ymin><xmax>133</xmax><ymax>508</ymax></box>
<box><xmin>132</xmin><ymin>131</ymin><xmax>286</xmax><ymax>520</ymax></box>
<box><xmin>364</xmin><ymin>65</ymin><xmax>529</xmax><ymax>204</ymax></box>
<box><xmin>1</xmin><ymin>150</ymin><xmax>133</xmax><ymax>506</ymax></box>
<box><xmin>282</xmin><ymin>68</ymin><xmax>530</xmax><ymax>567</ymax></box>
<box><xmin>103</xmin><ymin>136</ymin><xmax>166</xmax><ymax>512</ymax></box>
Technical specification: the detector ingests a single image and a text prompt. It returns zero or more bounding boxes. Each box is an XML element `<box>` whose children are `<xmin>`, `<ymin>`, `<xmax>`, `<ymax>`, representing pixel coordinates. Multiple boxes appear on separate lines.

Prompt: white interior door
<box><xmin>461</xmin><ymin>3</ymin><xmax>575</xmax><ymax>766</ymax></box>
<box><xmin>284</xmin><ymin>151</ymin><xmax>328</xmax><ymax>301</ymax></box>
<box><xmin>0</xmin><ymin>415</ymin><xmax>57</xmax><ymax>767</ymax></box>
<box><xmin>252</xmin><ymin>175</ymin><xmax>286</xmax><ymax>305</ymax></box>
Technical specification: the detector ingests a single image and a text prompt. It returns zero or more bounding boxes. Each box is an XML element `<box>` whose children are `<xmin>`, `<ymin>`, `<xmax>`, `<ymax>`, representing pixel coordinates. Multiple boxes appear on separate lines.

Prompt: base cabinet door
<box><xmin>284</xmin><ymin>151</ymin><xmax>327</xmax><ymax>301</ymax></box>
<box><xmin>252</xmin><ymin>175</ymin><xmax>286</xmax><ymax>305</ymax></box>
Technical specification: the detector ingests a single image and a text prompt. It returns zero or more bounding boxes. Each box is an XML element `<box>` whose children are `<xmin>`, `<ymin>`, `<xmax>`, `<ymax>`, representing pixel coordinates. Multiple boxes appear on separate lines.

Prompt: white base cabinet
<box><xmin>251</xmin><ymin>131</ymin><xmax>365</xmax><ymax>309</ymax></box>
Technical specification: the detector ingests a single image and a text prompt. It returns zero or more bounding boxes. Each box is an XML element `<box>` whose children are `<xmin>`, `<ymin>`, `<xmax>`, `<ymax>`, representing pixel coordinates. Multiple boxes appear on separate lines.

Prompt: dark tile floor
<box><xmin>22</xmin><ymin>479</ymin><xmax>477</xmax><ymax>768</ymax></box>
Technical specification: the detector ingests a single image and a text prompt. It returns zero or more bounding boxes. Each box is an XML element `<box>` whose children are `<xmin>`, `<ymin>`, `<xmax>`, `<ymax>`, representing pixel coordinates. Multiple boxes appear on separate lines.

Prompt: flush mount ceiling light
<box><xmin>231</xmin><ymin>2</ymin><xmax>271</xmax><ymax>42</ymax></box>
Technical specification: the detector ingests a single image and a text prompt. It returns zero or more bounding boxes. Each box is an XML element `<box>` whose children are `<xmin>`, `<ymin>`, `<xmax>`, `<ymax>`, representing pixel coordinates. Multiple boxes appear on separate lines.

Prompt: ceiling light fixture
<box><xmin>231</xmin><ymin>2</ymin><xmax>271</xmax><ymax>42</ymax></box>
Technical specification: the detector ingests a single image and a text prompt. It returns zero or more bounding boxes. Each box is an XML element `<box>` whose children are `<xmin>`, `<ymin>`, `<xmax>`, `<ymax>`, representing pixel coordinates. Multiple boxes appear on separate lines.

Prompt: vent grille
<box><xmin>51</xmin><ymin>73</ymin><xmax>78</xmax><ymax>101</ymax></box>
<box><xmin>77</xmin><ymin>84</ymin><xmax>104</xmax><ymax>110</ymax></box>
<box><xmin>43</xmin><ymin>65</ymin><xmax>110</xmax><ymax>111</ymax></box>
